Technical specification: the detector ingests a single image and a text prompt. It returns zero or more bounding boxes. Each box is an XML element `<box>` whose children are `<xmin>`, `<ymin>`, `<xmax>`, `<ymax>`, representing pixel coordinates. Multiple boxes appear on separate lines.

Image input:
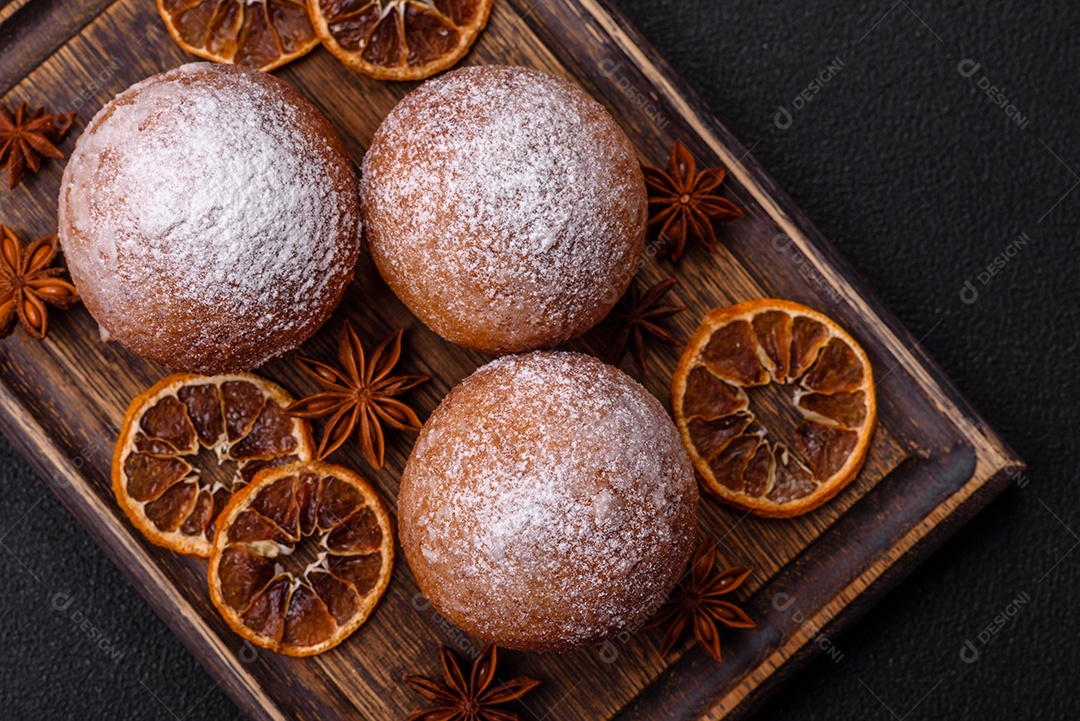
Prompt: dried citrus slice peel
<box><xmin>307</xmin><ymin>0</ymin><xmax>493</xmax><ymax>81</ymax></box>
<box><xmin>672</xmin><ymin>299</ymin><xmax>876</xmax><ymax>517</ymax></box>
<box><xmin>158</xmin><ymin>0</ymin><xmax>320</xmax><ymax>72</ymax></box>
<box><xmin>113</xmin><ymin>373</ymin><xmax>314</xmax><ymax>557</ymax></box>
<box><xmin>208</xmin><ymin>460</ymin><xmax>393</xmax><ymax>656</ymax></box>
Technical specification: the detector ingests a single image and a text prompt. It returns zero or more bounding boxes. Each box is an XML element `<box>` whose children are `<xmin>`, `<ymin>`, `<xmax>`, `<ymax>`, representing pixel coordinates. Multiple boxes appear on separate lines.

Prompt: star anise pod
<box><xmin>645</xmin><ymin>539</ymin><xmax>756</xmax><ymax>663</ymax></box>
<box><xmin>285</xmin><ymin>322</ymin><xmax>428</xmax><ymax>467</ymax></box>
<box><xmin>643</xmin><ymin>140</ymin><xmax>743</xmax><ymax>262</ymax></box>
<box><xmin>603</xmin><ymin>277</ymin><xmax>684</xmax><ymax>371</ymax></box>
<box><xmin>0</xmin><ymin>226</ymin><xmax>80</xmax><ymax>340</ymax></box>
<box><xmin>403</xmin><ymin>644</ymin><xmax>540</xmax><ymax>721</ymax></box>
<box><xmin>0</xmin><ymin>102</ymin><xmax>76</xmax><ymax>190</ymax></box>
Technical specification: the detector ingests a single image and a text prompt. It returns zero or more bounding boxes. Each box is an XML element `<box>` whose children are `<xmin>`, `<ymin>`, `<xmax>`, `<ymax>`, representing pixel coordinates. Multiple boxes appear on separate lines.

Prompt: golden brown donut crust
<box><xmin>398</xmin><ymin>352</ymin><xmax>697</xmax><ymax>652</ymax></box>
<box><xmin>361</xmin><ymin>65</ymin><xmax>647</xmax><ymax>355</ymax></box>
<box><xmin>58</xmin><ymin>63</ymin><xmax>360</xmax><ymax>373</ymax></box>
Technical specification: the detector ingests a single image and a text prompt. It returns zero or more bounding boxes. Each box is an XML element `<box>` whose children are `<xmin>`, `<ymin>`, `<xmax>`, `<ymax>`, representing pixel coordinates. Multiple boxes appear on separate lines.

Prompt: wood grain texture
<box><xmin>0</xmin><ymin>0</ymin><xmax>1022</xmax><ymax>719</ymax></box>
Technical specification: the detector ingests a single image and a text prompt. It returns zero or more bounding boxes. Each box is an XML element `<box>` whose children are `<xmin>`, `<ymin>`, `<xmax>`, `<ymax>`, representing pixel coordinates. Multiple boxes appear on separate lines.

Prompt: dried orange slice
<box><xmin>208</xmin><ymin>460</ymin><xmax>393</xmax><ymax>656</ymax></box>
<box><xmin>307</xmin><ymin>0</ymin><xmax>493</xmax><ymax>81</ymax></box>
<box><xmin>112</xmin><ymin>373</ymin><xmax>314</xmax><ymax>557</ymax></box>
<box><xmin>158</xmin><ymin>0</ymin><xmax>320</xmax><ymax>72</ymax></box>
<box><xmin>672</xmin><ymin>300</ymin><xmax>876</xmax><ymax>517</ymax></box>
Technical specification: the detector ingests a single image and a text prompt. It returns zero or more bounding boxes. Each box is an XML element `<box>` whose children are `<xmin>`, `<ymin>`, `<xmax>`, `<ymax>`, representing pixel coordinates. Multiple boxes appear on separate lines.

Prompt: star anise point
<box><xmin>646</xmin><ymin>539</ymin><xmax>756</xmax><ymax>663</ymax></box>
<box><xmin>644</xmin><ymin>140</ymin><xmax>743</xmax><ymax>262</ymax></box>
<box><xmin>0</xmin><ymin>102</ymin><xmax>75</xmax><ymax>190</ymax></box>
<box><xmin>404</xmin><ymin>644</ymin><xmax>540</xmax><ymax>721</ymax></box>
<box><xmin>286</xmin><ymin>322</ymin><xmax>428</xmax><ymax>468</ymax></box>
<box><xmin>0</xmin><ymin>226</ymin><xmax>79</xmax><ymax>340</ymax></box>
<box><xmin>603</xmin><ymin>277</ymin><xmax>685</xmax><ymax>371</ymax></box>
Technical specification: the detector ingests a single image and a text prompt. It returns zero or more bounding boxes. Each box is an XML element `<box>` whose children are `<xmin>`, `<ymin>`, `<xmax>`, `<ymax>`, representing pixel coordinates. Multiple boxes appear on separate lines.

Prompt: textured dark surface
<box><xmin>0</xmin><ymin>0</ymin><xmax>1076</xmax><ymax>719</ymax></box>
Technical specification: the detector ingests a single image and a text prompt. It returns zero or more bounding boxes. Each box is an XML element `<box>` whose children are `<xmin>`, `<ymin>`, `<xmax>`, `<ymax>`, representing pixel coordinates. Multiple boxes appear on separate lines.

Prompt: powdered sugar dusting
<box><xmin>361</xmin><ymin>65</ymin><xmax>646</xmax><ymax>352</ymax></box>
<box><xmin>400</xmin><ymin>352</ymin><xmax>697</xmax><ymax>650</ymax></box>
<box><xmin>58</xmin><ymin>63</ymin><xmax>360</xmax><ymax>372</ymax></box>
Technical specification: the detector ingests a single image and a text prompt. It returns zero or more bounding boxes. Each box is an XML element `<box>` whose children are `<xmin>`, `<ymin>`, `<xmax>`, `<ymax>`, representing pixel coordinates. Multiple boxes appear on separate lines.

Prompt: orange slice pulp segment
<box><xmin>112</xmin><ymin>372</ymin><xmax>314</xmax><ymax>557</ymax></box>
<box><xmin>208</xmin><ymin>460</ymin><xmax>394</xmax><ymax>656</ymax></box>
<box><xmin>307</xmin><ymin>0</ymin><xmax>493</xmax><ymax>81</ymax></box>
<box><xmin>671</xmin><ymin>299</ymin><xmax>877</xmax><ymax>517</ymax></box>
<box><xmin>158</xmin><ymin>0</ymin><xmax>320</xmax><ymax>72</ymax></box>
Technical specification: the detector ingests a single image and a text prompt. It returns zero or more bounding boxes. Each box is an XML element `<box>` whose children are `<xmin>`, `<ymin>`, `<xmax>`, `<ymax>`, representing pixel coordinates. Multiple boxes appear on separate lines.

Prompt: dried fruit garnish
<box><xmin>0</xmin><ymin>226</ymin><xmax>79</xmax><ymax>339</ymax></box>
<box><xmin>309</xmin><ymin>0</ymin><xmax>494</xmax><ymax>81</ymax></box>
<box><xmin>286</xmin><ymin>322</ymin><xmax>428</xmax><ymax>468</ymax></box>
<box><xmin>112</xmin><ymin>372</ymin><xmax>314</xmax><ymax>556</ymax></box>
<box><xmin>671</xmin><ymin>299</ymin><xmax>877</xmax><ymax>517</ymax></box>
<box><xmin>646</xmin><ymin>539</ymin><xmax>755</xmax><ymax>663</ymax></box>
<box><xmin>0</xmin><ymin>102</ymin><xmax>75</xmax><ymax>189</ymax></box>
<box><xmin>157</xmin><ymin>0</ymin><xmax>320</xmax><ymax>72</ymax></box>
<box><xmin>403</xmin><ymin>643</ymin><xmax>540</xmax><ymax>721</ymax></box>
<box><xmin>643</xmin><ymin>140</ymin><xmax>743</xmax><ymax>262</ymax></box>
<box><xmin>208</xmin><ymin>459</ymin><xmax>394</xmax><ymax>656</ymax></box>
<box><xmin>603</xmin><ymin>276</ymin><xmax>684</xmax><ymax>372</ymax></box>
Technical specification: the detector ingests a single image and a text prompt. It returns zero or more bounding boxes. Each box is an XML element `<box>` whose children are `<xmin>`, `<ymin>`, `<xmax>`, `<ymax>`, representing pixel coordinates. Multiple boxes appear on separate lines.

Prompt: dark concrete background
<box><xmin>1</xmin><ymin>0</ymin><xmax>1077</xmax><ymax>719</ymax></box>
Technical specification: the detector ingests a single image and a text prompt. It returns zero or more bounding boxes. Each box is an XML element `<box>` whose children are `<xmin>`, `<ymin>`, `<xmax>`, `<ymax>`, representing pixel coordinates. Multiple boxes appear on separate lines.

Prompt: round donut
<box><xmin>58</xmin><ymin>63</ymin><xmax>361</xmax><ymax>373</ymax></box>
<box><xmin>398</xmin><ymin>351</ymin><xmax>698</xmax><ymax>652</ymax></box>
<box><xmin>361</xmin><ymin>65</ymin><xmax>647</xmax><ymax>355</ymax></box>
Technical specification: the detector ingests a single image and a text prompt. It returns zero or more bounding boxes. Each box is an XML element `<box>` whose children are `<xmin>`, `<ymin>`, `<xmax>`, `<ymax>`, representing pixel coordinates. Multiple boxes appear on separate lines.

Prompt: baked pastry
<box><xmin>58</xmin><ymin>63</ymin><xmax>360</xmax><ymax>373</ymax></box>
<box><xmin>398</xmin><ymin>351</ymin><xmax>697</xmax><ymax>652</ymax></box>
<box><xmin>361</xmin><ymin>65</ymin><xmax>647</xmax><ymax>355</ymax></box>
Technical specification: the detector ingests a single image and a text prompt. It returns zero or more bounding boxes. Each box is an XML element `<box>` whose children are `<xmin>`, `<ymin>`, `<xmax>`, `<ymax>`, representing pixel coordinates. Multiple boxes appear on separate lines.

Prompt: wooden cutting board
<box><xmin>0</xmin><ymin>1</ymin><xmax>1023</xmax><ymax>719</ymax></box>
